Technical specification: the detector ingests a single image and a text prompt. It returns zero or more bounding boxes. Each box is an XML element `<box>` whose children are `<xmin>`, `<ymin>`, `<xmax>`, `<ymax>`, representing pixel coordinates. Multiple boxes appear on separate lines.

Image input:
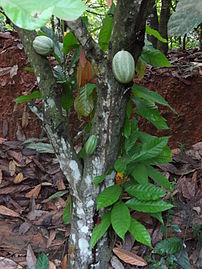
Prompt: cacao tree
<box><xmin>1</xmin><ymin>0</ymin><xmax>176</xmax><ymax>268</ymax></box>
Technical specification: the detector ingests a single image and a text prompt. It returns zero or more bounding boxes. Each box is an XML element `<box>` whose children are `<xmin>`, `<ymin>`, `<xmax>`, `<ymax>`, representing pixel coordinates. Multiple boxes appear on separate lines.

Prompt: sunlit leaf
<box><xmin>126</xmin><ymin>198</ymin><xmax>173</xmax><ymax>213</ymax></box>
<box><xmin>129</xmin><ymin>218</ymin><xmax>151</xmax><ymax>247</ymax></box>
<box><xmin>15</xmin><ymin>91</ymin><xmax>41</xmax><ymax>103</ymax></box>
<box><xmin>111</xmin><ymin>201</ymin><xmax>131</xmax><ymax>240</ymax></box>
<box><xmin>168</xmin><ymin>0</ymin><xmax>202</xmax><ymax>36</ymax></box>
<box><xmin>90</xmin><ymin>211</ymin><xmax>111</xmax><ymax>248</ymax></box>
<box><xmin>146</xmin><ymin>25</ymin><xmax>167</xmax><ymax>43</ymax></box>
<box><xmin>97</xmin><ymin>185</ymin><xmax>122</xmax><ymax>210</ymax></box>
<box><xmin>125</xmin><ymin>183</ymin><xmax>165</xmax><ymax>201</ymax></box>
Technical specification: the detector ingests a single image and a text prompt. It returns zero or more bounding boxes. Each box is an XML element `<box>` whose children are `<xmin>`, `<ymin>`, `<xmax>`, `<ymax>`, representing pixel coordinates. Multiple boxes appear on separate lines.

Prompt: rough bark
<box><xmin>157</xmin><ymin>0</ymin><xmax>172</xmax><ymax>55</ymax></box>
<box><xmin>16</xmin><ymin>1</ymin><xmax>150</xmax><ymax>268</ymax></box>
<box><xmin>200</xmin><ymin>24</ymin><xmax>202</xmax><ymax>51</ymax></box>
<box><xmin>147</xmin><ymin>0</ymin><xmax>159</xmax><ymax>48</ymax></box>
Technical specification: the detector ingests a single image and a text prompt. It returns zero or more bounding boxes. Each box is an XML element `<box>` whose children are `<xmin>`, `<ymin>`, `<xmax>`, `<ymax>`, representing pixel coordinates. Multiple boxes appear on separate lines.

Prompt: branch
<box><xmin>16</xmin><ymin>27</ymin><xmax>83</xmax><ymax>185</ymax></box>
<box><xmin>66</xmin><ymin>18</ymin><xmax>104</xmax><ymax>63</ymax></box>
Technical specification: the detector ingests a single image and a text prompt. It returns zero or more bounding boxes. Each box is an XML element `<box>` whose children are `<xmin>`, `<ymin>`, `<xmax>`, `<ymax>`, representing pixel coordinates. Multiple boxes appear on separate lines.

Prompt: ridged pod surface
<box><xmin>33</xmin><ymin>36</ymin><xmax>54</xmax><ymax>56</ymax></box>
<box><xmin>112</xmin><ymin>50</ymin><xmax>135</xmax><ymax>84</ymax></box>
<box><xmin>84</xmin><ymin>135</ymin><xmax>98</xmax><ymax>155</ymax></box>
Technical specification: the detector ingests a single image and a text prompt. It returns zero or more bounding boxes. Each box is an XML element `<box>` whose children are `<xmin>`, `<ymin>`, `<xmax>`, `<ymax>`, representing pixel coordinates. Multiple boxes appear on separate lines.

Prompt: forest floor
<box><xmin>0</xmin><ymin>31</ymin><xmax>202</xmax><ymax>269</ymax></box>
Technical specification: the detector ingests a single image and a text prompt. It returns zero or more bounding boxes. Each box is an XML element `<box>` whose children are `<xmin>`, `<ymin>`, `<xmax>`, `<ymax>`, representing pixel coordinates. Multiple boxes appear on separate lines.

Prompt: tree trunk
<box><xmin>200</xmin><ymin>24</ymin><xmax>202</xmax><ymax>51</ymax></box>
<box><xmin>16</xmin><ymin>1</ymin><xmax>150</xmax><ymax>268</ymax></box>
<box><xmin>157</xmin><ymin>0</ymin><xmax>172</xmax><ymax>54</ymax></box>
<box><xmin>147</xmin><ymin>0</ymin><xmax>159</xmax><ymax>48</ymax></box>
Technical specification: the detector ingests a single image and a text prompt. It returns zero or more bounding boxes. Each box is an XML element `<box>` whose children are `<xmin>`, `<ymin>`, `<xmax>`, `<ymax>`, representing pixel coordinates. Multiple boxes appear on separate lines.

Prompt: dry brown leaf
<box><xmin>0</xmin><ymin>205</ymin><xmax>20</xmax><ymax>218</ymax></box>
<box><xmin>62</xmin><ymin>255</ymin><xmax>67</xmax><ymax>269</ymax></box>
<box><xmin>14</xmin><ymin>172</ymin><xmax>24</xmax><ymax>184</ymax></box>
<box><xmin>181</xmin><ymin>181</ymin><xmax>195</xmax><ymax>199</ymax></box>
<box><xmin>0</xmin><ymin>257</ymin><xmax>22</xmax><ymax>269</ymax></box>
<box><xmin>49</xmin><ymin>261</ymin><xmax>56</xmax><ymax>269</ymax></box>
<box><xmin>26</xmin><ymin>184</ymin><xmax>41</xmax><ymax>199</ymax></box>
<box><xmin>26</xmin><ymin>244</ymin><xmax>36</xmax><ymax>269</ymax></box>
<box><xmin>9</xmin><ymin>160</ymin><xmax>16</xmax><ymax>176</ymax></box>
<box><xmin>56</xmin><ymin>178</ymin><xmax>66</xmax><ymax>190</ymax></box>
<box><xmin>111</xmin><ymin>255</ymin><xmax>124</xmax><ymax>269</ymax></box>
<box><xmin>0</xmin><ymin>169</ymin><xmax>2</xmax><ymax>184</ymax></box>
<box><xmin>22</xmin><ymin>107</ymin><xmax>29</xmax><ymax>128</ymax></box>
<box><xmin>0</xmin><ymin>137</ymin><xmax>7</xmax><ymax>144</ymax></box>
<box><xmin>113</xmin><ymin>248</ymin><xmax>147</xmax><ymax>267</ymax></box>
<box><xmin>47</xmin><ymin>229</ymin><xmax>56</xmax><ymax>248</ymax></box>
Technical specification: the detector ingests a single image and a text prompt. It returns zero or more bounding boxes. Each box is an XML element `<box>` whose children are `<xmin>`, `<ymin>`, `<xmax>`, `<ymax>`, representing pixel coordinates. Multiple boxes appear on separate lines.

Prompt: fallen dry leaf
<box><xmin>9</xmin><ymin>160</ymin><xmax>16</xmax><ymax>176</ymax></box>
<box><xmin>49</xmin><ymin>261</ymin><xmax>56</xmax><ymax>269</ymax></box>
<box><xmin>14</xmin><ymin>172</ymin><xmax>24</xmax><ymax>184</ymax></box>
<box><xmin>26</xmin><ymin>244</ymin><xmax>36</xmax><ymax>269</ymax></box>
<box><xmin>26</xmin><ymin>184</ymin><xmax>41</xmax><ymax>199</ymax></box>
<box><xmin>47</xmin><ymin>229</ymin><xmax>56</xmax><ymax>248</ymax></box>
<box><xmin>0</xmin><ymin>205</ymin><xmax>20</xmax><ymax>218</ymax></box>
<box><xmin>111</xmin><ymin>255</ymin><xmax>124</xmax><ymax>269</ymax></box>
<box><xmin>113</xmin><ymin>247</ymin><xmax>147</xmax><ymax>267</ymax></box>
<box><xmin>0</xmin><ymin>169</ymin><xmax>2</xmax><ymax>184</ymax></box>
<box><xmin>22</xmin><ymin>107</ymin><xmax>29</xmax><ymax>128</ymax></box>
<box><xmin>0</xmin><ymin>257</ymin><xmax>22</xmax><ymax>269</ymax></box>
<box><xmin>0</xmin><ymin>137</ymin><xmax>7</xmax><ymax>144</ymax></box>
<box><xmin>62</xmin><ymin>255</ymin><xmax>67</xmax><ymax>269</ymax></box>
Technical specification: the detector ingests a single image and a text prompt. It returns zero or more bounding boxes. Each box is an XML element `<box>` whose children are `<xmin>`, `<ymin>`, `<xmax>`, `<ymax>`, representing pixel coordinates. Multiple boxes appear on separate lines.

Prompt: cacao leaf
<box><xmin>126</xmin><ymin>198</ymin><xmax>173</xmax><ymax>213</ymax></box>
<box><xmin>111</xmin><ymin>201</ymin><xmax>131</xmax><ymax>240</ymax></box>
<box><xmin>131</xmin><ymin>163</ymin><xmax>148</xmax><ymax>184</ymax></box>
<box><xmin>147</xmin><ymin>165</ymin><xmax>171</xmax><ymax>190</ymax></box>
<box><xmin>97</xmin><ymin>185</ymin><xmax>122</xmax><ymax>210</ymax></box>
<box><xmin>132</xmin><ymin>84</ymin><xmax>177</xmax><ymax>114</ymax></box>
<box><xmin>168</xmin><ymin>0</ymin><xmax>202</xmax><ymax>36</ymax></box>
<box><xmin>134</xmin><ymin>98</ymin><xmax>168</xmax><ymax>130</ymax></box>
<box><xmin>90</xmin><ymin>211</ymin><xmax>111</xmax><ymax>248</ymax></box>
<box><xmin>129</xmin><ymin>218</ymin><xmax>151</xmax><ymax>247</ymax></box>
<box><xmin>15</xmin><ymin>91</ymin><xmax>41</xmax><ymax>103</ymax></box>
<box><xmin>125</xmin><ymin>183</ymin><xmax>165</xmax><ymax>201</ymax></box>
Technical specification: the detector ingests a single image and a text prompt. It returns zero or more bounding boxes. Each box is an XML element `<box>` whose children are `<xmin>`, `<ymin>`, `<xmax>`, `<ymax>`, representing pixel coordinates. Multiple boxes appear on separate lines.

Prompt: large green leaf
<box><xmin>140</xmin><ymin>41</ymin><xmax>171</xmax><ymax>67</ymax></box>
<box><xmin>131</xmin><ymin>163</ymin><xmax>148</xmax><ymax>184</ymax></box>
<box><xmin>168</xmin><ymin>0</ymin><xmax>202</xmax><ymax>36</ymax></box>
<box><xmin>63</xmin><ymin>32</ymin><xmax>79</xmax><ymax>56</ymax></box>
<box><xmin>125</xmin><ymin>119</ymin><xmax>139</xmax><ymax>155</ymax></box>
<box><xmin>147</xmin><ymin>165</ymin><xmax>171</xmax><ymax>190</ymax></box>
<box><xmin>134</xmin><ymin>98</ymin><xmax>168</xmax><ymax>130</ymax></box>
<box><xmin>1</xmin><ymin>0</ymin><xmax>86</xmax><ymax>30</ymax></box>
<box><xmin>154</xmin><ymin>237</ymin><xmax>182</xmax><ymax>255</ymax></box>
<box><xmin>53</xmin><ymin>0</ymin><xmax>86</xmax><ymax>21</ymax></box>
<box><xmin>146</xmin><ymin>25</ymin><xmax>167</xmax><ymax>43</ymax></box>
<box><xmin>125</xmin><ymin>183</ymin><xmax>165</xmax><ymax>201</ymax></box>
<box><xmin>129</xmin><ymin>218</ymin><xmax>151</xmax><ymax>247</ymax></box>
<box><xmin>97</xmin><ymin>185</ymin><xmax>122</xmax><ymax>210</ymax></box>
<box><xmin>74</xmin><ymin>84</ymin><xmax>96</xmax><ymax>119</ymax></box>
<box><xmin>132</xmin><ymin>84</ymin><xmax>177</xmax><ymax>114</ymax></box>
<box><xmin>62</xmin><ymin>196</ymin><xmax>71</xmax><ymax>224</ymax></box>
<box><xmin>15</xmin><ymin>91</ymin><xmax>41</xmax><ymax>103</ymax></box>
<box><xmin>142</xmin><ymin>145</ymin><xmax>172</xmax><ymax>165</ymax></box>
<box><xmin>35</xmin><ymin>253</ymin><xmax>49</xmax><ymax>269</ymax></box>
<box><xmin>90</xmin><ymin>211</ymin><xmax>111</xmax><ymax>249</ymax></box>
<box><xmin>111</xmin><ymin>201</ymin><xmax>131</xmax><ymax>240</ymax></box>
<box><xmin>114</xmin><ymin>156</ymin><xmax>130</xmax><ymax>172</ymax></box>
<box><xmin>131</xmin><ymin>135</ymin><xmax>169</xmax><ymax>162</ymax></box>
<box><xmin>149</xmin><ymin>212</ymin><xmax>164</xmax><ymax>224</ymax></box>
<box><xmin>99</xmin><ymin>15</ymin><xmax>112</xmax><ymax>51</ymax></box>
<box><xmin>126</xmin><ymin>198</ymin><xmax>173</xmax><ymax>213</ymax></box>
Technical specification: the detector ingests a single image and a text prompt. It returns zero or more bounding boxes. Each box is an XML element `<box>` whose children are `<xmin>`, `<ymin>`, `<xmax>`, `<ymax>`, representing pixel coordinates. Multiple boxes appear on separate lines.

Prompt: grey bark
<box><xmin>157</xmin><ymin>0</ymin><xmax>172</xmax><ymax>55</ymax></box>
<box><xmin>16</xmin><ymin>1</ymin><xmax>150</xmax><ymax>268</ymax></box>
<box><xmin>200</xmin><ymin>24</ymin><xmax>202</xmax><ymax>51</ymax></box>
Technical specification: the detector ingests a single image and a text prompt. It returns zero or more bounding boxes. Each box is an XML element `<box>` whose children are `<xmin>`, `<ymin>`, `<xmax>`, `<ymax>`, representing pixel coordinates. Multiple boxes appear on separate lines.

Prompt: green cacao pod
<box><xmin>112</xmin><ymin>50</ymin><xmax>135</xmax><ymax>84</ymax></box>
<box><xmin>84</xmin><ymin>135</ymin><xmax>98</xmax><ymax>155</ymax></box>
<box><xmin>33</xmin><ymin>36</ymin><xmax>54</xmax><ymax>56</ymax></box>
